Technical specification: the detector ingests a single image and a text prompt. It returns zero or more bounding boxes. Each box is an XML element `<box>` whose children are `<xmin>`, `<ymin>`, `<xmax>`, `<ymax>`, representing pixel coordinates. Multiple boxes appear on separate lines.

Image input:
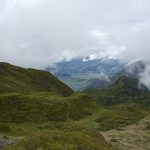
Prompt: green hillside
<box><xmin>104</xmin><ymin>76</ymin><xmax>148</xmax><ymax>96</ymax></box>
<box><xmin>85</xmin><ymin>76</ymin><xmax>149</xmax><ymax>106</ymax></box>
<box><xmin>84</xmin><ymin>76</ymin><xmax>149</xmax><ymax>132</ymax></box>
<box><xmin>0</xmin><ymin>93</ymin><xmax>97</xmax><ymax>123</ymax></box>
<box><xmin>0</xmin><ymin>62</ymin><xmax>112</xmax><ymax>150</ymax></box>
<box><xmin>0</xmin><ymin>62</ymin><xmax>99</xmax><ymax>123</ymax></box>
<box><xmin>0</xmin><ymin>62</ymin><xmax>73</xmax><ymax>96</ymax></box>
<box><xmin>5</xmin><ymin>130</ymin><xmax>111</xmax><ymax>150</ymax></box>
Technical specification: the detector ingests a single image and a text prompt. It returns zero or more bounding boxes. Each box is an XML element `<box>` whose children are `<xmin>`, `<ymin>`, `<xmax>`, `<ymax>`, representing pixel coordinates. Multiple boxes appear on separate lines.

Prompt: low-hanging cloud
<box><xmin>139</xmin><ymin>64</ymin><xmax>150</xmax><ymax>90</ymax></box>
<box><xmin>0</xmin><ymin>0</ymin><xmax>150</xmax><ymax>68</ymax></box>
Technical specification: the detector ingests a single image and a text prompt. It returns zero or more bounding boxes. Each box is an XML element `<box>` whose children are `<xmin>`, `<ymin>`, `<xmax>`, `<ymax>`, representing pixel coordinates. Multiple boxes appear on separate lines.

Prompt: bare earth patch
<box><xmin>101</xmin><ymin>115</ymin><xmax>150</xmax><ymax>150</ymax></box>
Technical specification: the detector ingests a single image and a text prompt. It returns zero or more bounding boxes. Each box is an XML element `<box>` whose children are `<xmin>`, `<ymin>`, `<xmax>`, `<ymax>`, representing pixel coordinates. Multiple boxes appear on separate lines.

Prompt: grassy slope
<box><xmin>0</xmin><ymin>62</ymin><xmax>73</xmax><ymax>96</ymax></box>
<box><xmin>0</xmin><ymin>92</ymin><xmax>97</xmax><ymax>123</ymax></box>
<box><xmin>1</xmin><ymin>105</ymin><xmax>112</xmax><ymax>150</ymax></box>
<box><xmin>0</xmin><ymin>91</ymin><xmax>111</xmax><ymax>150</ymax></box>
<box><xmin>95</xmin><ymin>103</ymin><xmax>147</xmax><ymax>131</ymax></box>
<box><xmin>0</xmin><ymin>101</ymin><xmax>148</xmax><ymax>150</ymax></box>
<box><xmin>85</xmin><ymin>76</ymin><xmax>149</xmax><ymax>106</ymax></box>
<box><xmin>84</xmin><ymin>76</ymin><xmax>150</xmax><ymax>131</ymax></box>
<box><xmin>0</xmin><ymin>63</ymin><xmax>98</xmax><ymax>123</ymax></box>
<box><xmin>5</xmin><ymin>131</ymin><xmax>111</xmax><ymax>150</ymax></box>
<box><xmin>0</xmin><ymin>62</ymin><xmax>111</xmax><ymax>150</ymax></box>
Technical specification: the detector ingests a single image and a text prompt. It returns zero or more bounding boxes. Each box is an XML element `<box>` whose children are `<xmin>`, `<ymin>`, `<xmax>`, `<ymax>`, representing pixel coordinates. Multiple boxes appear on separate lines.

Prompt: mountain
<box><xmin>46</xmin><ymin>58</ymin><xmax>125</xmax><ymax>91</ymax></box>
<box><xmin>47</xmin><ymin>58</ymin><xmax>145</xmax><ymax>92</ymax></box>
<box><xmin>100</xmin><ymin>76</ymin><xmax>148</xmax><ymax>96</ymax></box>
<box><xmin>47</xmin><ymin>57</ymin><xmax>124</xmax><ymax>75</ymax></box>
<box><xmin>86</xmin><ymin>60</ymin><xmax>147</xmax><ymax>90</ymax></box>
<box><xmin>115</xmin><ymin>60</ymin><xmax>146</xmax><ymax>78</ymax></box>
<box><xmin>85</xmin><ymin>77</ymin><xmax>111</xmax><ymax>90</ymax></box>
<box><xmin>0</xmin><ymin>62</ymin><xmax>73</xmax><ymax>96</ymax></box>
<box><xmin>85</xmin><ymin>75</ymin><xmax>149</xmax><ymax>106</ymax></box>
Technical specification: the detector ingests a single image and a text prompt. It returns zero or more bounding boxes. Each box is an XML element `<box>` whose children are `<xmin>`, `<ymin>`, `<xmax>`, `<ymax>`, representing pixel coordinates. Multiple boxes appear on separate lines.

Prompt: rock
<box><xmin>0</xmin><ymin>139</ymin><xmax>14</xmax><ymax>149</ymax></box>
<box><xmin>110</xmin><ymin>138</ymin><xmax>118</xmax><ymax>142</ymax></box>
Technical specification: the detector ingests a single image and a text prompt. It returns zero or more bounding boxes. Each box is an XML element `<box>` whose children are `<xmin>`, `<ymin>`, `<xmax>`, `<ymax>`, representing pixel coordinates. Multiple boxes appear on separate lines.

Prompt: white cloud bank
<box><xmin>139</xmin><ymin>63</ymin><xmax>150</xmax><ymax>90</ymax></box>
<box><xmin>0</xmin><ymin>0</ymin><xmax>150</xmax><ymax>68</ymax></box>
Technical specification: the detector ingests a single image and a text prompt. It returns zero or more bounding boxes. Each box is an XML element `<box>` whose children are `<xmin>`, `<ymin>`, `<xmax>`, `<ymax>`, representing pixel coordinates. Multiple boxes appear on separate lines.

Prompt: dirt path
<box><xmin>101</xmin><ymin>116</ymin><xmax>150</xmax><ymax>150</ymax></box>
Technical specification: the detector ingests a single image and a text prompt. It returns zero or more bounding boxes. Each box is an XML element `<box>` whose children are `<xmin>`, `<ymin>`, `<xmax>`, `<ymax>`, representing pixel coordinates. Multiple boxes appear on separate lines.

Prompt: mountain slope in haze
<box><xmin>46</xmin><ymin>58</ymin><xmax>125</xmax><ymax>91</ymax></box>
<box><xmin>117</xmin><ymin>60</ymin><xmax>146</xmax><ymax>78</ymax></box>
<box><xmin>101</xmin><ymin>76</ymin><xmax>148</xmax><ymax>96</ymax></box>
<box><xmin>86</xmin><ymin>60</ymin><xmax>147</xmax><ymax>90</ymax></box>
<box><xmin>85</xmin><ymin>76</ymin><xmax>149</xmax><ymax>106</ymax></box>
<box><xmin>0</xmin><ymin>62</ymin><xmax>73</xmax><ymax>96</ymax></box>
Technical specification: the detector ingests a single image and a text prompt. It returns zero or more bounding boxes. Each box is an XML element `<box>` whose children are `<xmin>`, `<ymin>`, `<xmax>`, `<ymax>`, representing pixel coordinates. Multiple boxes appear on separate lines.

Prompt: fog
<box><xmin>0</xmin><ymin>0</ymin><xmax>150</xmax><ymax>68</ymax></box>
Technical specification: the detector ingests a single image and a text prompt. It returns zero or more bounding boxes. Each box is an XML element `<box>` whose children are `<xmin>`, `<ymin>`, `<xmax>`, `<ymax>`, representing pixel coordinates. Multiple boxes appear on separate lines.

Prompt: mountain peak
<box><xmin>108</xmin><ymin>75</ymin><xmax>148</xmax><ymax>96</ymax></box>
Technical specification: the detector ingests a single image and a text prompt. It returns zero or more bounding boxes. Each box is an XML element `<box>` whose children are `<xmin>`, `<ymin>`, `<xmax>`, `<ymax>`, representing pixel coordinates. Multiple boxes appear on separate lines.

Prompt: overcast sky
<box><xmin>0</xmin><ymin>0</ymin><xmax>150</xmax><ymax>68</ymax></box>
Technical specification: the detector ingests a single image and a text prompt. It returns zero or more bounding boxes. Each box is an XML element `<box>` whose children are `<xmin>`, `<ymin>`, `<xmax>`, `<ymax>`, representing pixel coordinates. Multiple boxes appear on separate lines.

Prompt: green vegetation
<box><xmin>84</xmin><ymin>76</ymin><xmax>149</xmax><ymax>132</ymax></box>
<box><xmin>3</xmin><ymin>102</ymin><xmax>147</xmax><ymax>149</ymax></box>
<box><xmin>103</xmin><ymin>76</ymin><xmax>147</xmax><ymax>96</ymax></box>
<box><xmin>85</xmin><ymin>76</ymin><xmax>149</xmax><ymax>106</ymax></box>
<box><xmin>95</xmin><ymin>104</ymin><xmax>146</xmax><ymax>131</ymax></box>
<box><xmin>0</xmin><ymin>92</ymin><xmax>97</xmax><ymax>123</ymax></box>
<box><xmin>0</xmin><ymin>62</ymin><xmax>73</xmax><ymax>96</ymax></box>
<box><xmin>0</xmin><ymin>62</ymin><xmax>97</xmax><ymax>123</ymax></box>
<box><xmin>0</xmin><ymin>62</ymin><xmax>150</xmax><ymax>150</ymax></box>
<box><xmin>0</xmin><ymin>124</ymin><xmax>11</xmax><ymax>132</ymax></box>
<box><xmin>0</xmin><ymin>62</ymin><xmax>112</xmax><ymax>150</ymax></box>
<box><xmin>5</xmin><ymin>129</ymin><xmax>111</xmax><ymax>150</ymax></box>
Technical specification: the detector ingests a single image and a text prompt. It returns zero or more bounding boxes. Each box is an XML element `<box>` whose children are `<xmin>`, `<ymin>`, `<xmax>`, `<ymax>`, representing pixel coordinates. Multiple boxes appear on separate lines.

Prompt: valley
<box><xmin>47</xmin><ymin>58</ymin><xmax>125</xmax><ymax>91</ymax></box>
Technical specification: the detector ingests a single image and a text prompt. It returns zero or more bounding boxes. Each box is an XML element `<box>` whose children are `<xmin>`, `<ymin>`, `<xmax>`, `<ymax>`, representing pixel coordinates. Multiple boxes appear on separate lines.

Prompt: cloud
<box><xmin>0</xmin><ymin>0</ymin><xmax>150</xmax><ymax>68</ymax></box>
<box><xmin>139</xmin><ymin>64</ymin><xmax>150</xmax><ymax>90</ymax></box>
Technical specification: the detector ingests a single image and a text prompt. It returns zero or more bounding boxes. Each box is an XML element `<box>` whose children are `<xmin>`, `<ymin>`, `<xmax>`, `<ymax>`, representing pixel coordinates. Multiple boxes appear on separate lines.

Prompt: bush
<box><xmin>95</xmin><ymin>104</ymin><xmax>145</xmax><ymax>131</ymax></box>
<box><xmin>54</xmin><ymin>123</ymin><xmax>65</xmax><ymax>129</ymax></box>
<box><xmin>110</xmin><ymin>138</ymin><xmax>117</xmax><ymax>142</ymax></box>
<box><xmin>145</xmin><ymin>121</ymin><xmax>150</xmax><ymax>130</ymax></box>
<box><xmin>0</xmin><ymin>124</ymin><xmax>11</xmax><ymax>132</ymax></box>
<box><xmin>5</xmin><ymin>131</ymin><xmax>111</xmax><ymax>150</ymax></box>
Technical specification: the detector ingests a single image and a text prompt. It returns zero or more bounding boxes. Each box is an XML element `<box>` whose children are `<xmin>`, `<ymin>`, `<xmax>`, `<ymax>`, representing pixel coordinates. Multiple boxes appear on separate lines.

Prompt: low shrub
<box><xmin>0</xmin><ymin>124</ymin><xmax>11</xmax><ymax>132</ymax></box>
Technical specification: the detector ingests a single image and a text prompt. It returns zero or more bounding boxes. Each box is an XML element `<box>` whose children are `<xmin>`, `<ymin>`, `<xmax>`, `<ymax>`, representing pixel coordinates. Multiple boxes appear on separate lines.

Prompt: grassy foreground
<box><xmin>0</xmin><ymin>102</ymin><xmax>147</xmax><ymax>150</ymax></box>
